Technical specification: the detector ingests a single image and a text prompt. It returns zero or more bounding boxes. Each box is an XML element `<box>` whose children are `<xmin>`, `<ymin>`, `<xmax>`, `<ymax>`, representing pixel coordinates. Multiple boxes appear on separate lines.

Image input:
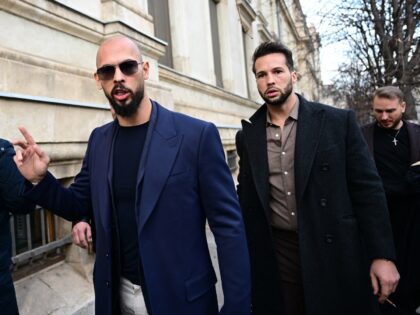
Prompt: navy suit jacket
<box><xmin>24</xmin><ymin>101</ymin><xmax>251</xmax><ymax>315</ymax></box>
<box><xmin>0</xmin><ymin>139</ymin><xmax>35</xmax><ymax>315</ymax></box>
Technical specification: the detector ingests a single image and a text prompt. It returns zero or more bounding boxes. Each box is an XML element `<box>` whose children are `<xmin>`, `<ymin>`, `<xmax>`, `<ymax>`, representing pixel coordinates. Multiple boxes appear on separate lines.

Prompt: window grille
<box><xmin>227</xmin><ymin>150</ymin><xmax>238</xmax><ymax>172</ymax></box>
<box><xmin>10</xmin><ymin>207</ymin><xmax>71</xmax><ymax>272</ymax></box>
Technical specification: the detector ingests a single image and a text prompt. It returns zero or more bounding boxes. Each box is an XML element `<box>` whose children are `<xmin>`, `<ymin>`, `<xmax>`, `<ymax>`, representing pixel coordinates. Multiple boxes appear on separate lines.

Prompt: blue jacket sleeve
<box><xmin>0</xmin><ymin>139</ymin><xmax>35</xmax><ymax>214</ymax></box>
<box><xmin>197</xmin><ymin>123</ymin><xmax>251</xmax><ymax>315</ymax></box>
<box><xmin>20</xmin><ymin>134</ymin><xmax>94</xmax><ymax>222</ymax></box>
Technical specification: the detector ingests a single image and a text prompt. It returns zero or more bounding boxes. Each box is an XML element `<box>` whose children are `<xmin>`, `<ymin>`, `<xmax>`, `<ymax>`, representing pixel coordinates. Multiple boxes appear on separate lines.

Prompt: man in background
<box><xmin>362</xmin><ymin>86</ymin><xmax>420</xmax><ymax>314</ymax></box>
<box><xmin>0</xmin><ymin>138</ymin><xmax>35</xmax><ymax>315</ymax></box>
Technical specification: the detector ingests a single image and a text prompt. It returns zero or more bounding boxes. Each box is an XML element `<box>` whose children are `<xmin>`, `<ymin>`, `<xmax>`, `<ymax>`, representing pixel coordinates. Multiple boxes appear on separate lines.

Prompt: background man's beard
<box><xmin>262</xmin><ymin>81</ymin><xmax>293</xmax><ymax>107</ymax></box>
<box><xmin>379</xmin><ymin>116</ymin><xmax>403</xmax><ymax>129</ymax></box>
<box><xmin>106</xmin><ymin>87</ymin><xmax>144</xmax><ymax>118</ymax></box>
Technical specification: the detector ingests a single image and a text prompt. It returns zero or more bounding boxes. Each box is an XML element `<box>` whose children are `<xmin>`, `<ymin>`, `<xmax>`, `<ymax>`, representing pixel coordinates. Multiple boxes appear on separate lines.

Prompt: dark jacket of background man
<box><xmin>362</xmin><ymin>120</ymin><xmax>420</xmax><ymax>313</ymax></box>
<box><xmin>0</xmin><ymin>139</ymin><xmax>35</xmax><ymax>315</ymax></box>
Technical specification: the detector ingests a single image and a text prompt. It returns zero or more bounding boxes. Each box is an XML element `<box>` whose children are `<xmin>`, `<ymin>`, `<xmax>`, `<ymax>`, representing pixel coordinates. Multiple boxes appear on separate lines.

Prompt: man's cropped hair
<box><xmin>373</xmin><ymin>86</ymin><xmax>404</xmax><ymax>103</ymax></box>
<box><xmin>252</xmin><ymin>41</ymin><xmax>294</xmax><ymax>74</ymax></box>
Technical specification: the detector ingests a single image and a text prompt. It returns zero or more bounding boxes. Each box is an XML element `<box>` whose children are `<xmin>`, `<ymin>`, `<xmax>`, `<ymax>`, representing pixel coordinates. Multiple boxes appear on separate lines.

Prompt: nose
<box><xmin>380</xmin><ymin>112</ymin><xmax>389</xmax><ymax>120</ymax></box>
<box><xmin>266</xmin><ymin>73</ymin><xmax>275</xmax><ymax>85</ymax></box>
<box><xmin>113</xmin><ymin>66</ymin><xmax>125</xmax><ymax>82</ymax></box>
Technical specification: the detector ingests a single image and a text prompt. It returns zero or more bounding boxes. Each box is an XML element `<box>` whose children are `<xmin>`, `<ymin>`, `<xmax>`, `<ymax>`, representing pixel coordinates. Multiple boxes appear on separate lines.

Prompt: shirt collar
<box><xmin>266</xmin><ymin>95</ymin><xmax>300</xmax><ymax>126</ymax></box>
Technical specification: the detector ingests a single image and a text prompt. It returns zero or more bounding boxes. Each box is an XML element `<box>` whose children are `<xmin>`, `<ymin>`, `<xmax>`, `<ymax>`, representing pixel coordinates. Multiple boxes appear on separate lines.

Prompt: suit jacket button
<box><xmin>320</xmin><ymin>198</ymin><xmax>327</xmax><ymax>207</ymax></box>
<box><xmin>321</xmin><ymin>163</ymin><xmax>330</xmax><ymax>171</ymax></box>
<box><xmin>106</xmin><ymin>281</ymin><xmax>110</xmax><ymax>287</ymax></box>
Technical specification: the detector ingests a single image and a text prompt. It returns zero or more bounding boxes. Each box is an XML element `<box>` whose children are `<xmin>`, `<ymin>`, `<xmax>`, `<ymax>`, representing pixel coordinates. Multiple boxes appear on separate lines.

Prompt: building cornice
<box><xmin>101</xmin><ymin>0</ymin><xmax>153</xmax><ymax>22</ymax></box>
<box><xmin>0</xmin><ymin>0</ymin><xmax>166</xmax><ymax>59</ymax></box>
<box><xmin>236</xmin><ymin>0</ymin><xmax>258</xmax><ymax>32</ymax></box>
<box><xmin>159</xmin><ymin>65</ymin><xmax>259</xmax><ymax>111</ymax></box>
<box><xmin>257</xmin><ymin>11</ymin><xmax>272</xmax><ymax>41</ymax></box>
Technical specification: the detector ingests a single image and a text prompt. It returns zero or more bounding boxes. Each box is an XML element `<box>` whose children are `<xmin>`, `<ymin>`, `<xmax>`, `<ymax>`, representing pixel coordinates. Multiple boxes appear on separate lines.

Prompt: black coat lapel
<box><xmin>294</xmin><ymin>97</ymin><xmax>325</xmax><ymax>206</ymax></box>
<box><xmin>242</xmin><ymin>105</ymin><xmax>271</xmax><ymax>219</ymax></box>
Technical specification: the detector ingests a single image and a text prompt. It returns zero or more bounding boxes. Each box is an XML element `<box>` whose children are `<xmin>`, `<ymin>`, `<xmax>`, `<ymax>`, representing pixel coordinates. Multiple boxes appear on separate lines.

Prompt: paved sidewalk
<box><xmin>15</xmin><ymin>226</ymin><xmax>420</xmax><ymax>314</ymax></box>
<box><xmin>15</xmin><ymin>226</ymin><xmax>222</xmax><ymax>315</ymax></box>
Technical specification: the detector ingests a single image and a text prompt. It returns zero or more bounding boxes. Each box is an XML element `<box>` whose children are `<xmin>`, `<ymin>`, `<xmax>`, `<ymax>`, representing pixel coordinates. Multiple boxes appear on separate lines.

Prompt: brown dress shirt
<box><xmin>266</xmin><ymin>100</ymin><xmax>299</xmax><ymax>232</ymax></box>
<box><xmin>266</xmin><ymin>99</ymin><xmax>304</xmax><ymax>312</ymax></box>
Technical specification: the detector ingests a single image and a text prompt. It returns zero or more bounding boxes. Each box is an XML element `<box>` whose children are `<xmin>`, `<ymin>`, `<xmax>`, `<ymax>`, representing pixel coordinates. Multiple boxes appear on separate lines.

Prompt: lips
<box><xmin>112</xmin><ymin>85</ymin><xmax>131</xmax><ymax>102</ymax></box>
<box><xmin>265</xmin><ymin>88</ymin><xmax>279</xmax><ymax>98</ymax></box>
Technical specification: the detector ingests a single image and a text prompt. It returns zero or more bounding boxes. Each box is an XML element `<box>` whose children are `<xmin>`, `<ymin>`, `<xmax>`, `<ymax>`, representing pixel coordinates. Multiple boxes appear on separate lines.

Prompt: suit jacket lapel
<box><xmin>295</xmin><ymin>97</ymin><xmax>325</xmax><ymax>206</ymax></box>
<box><xmin>97</xmin><ymin>121</ymin><xmax>117</xmax><ymax>230</ymax></box>
<box><xmin>138</xmin><ymin>102</ymin><xmax>181</xmax><ymax>233</ymax></box>
<box><xmin>242</xmin><ymin>105</ymin><xmax>271</xmax><ymax>219</ymax></box>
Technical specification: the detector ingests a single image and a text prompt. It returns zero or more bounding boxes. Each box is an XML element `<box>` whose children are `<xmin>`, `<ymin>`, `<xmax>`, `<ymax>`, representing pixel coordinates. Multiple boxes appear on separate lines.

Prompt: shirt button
<box><xmin>325</xmin><ymin>234</ymin><xmax>334</xmax><ymax>244</ymax></box>
<box><xmin>287</xmin><ymin>192</ymin><xmax>291</xmax><ymax>196</ymax></box>
<box><xmin>275</xmin><ymin>133</ymin><xmax>279</xmax><ymax>138</ymax></box>
<box><xmin>321</xmin><ymin>163</ymin><xmax>330</xmax><ymax>171</ymax></box>
<box><xmin>284</xmin><ymin>171</ymin><xmax>288</xmax><ymax>175</ymax></box>
<box><xmin>291</xmin><ymin>212</ymin><xmax>295</xmax><ymax>216</ymax></box>
<box><xmin>282</xmin><ymin>151</ymin><xmax>286</xmax><ymax>155</ymax></box>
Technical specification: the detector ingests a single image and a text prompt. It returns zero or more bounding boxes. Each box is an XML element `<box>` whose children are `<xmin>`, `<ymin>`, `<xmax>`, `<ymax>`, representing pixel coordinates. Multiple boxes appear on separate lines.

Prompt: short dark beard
<box><xmin>105</xmin><ymin>83</ymin><xmax>144</xmax><ymax>117</ymax></box>
<box><xmin>260</xmin><ymin>80</ymin><xmax>293</xmax><ymax>107</ymax></box>
<box><xmin>378</xmin><ymin>117</ymin><xmax>403</xmax><ymax>130</ymax></box>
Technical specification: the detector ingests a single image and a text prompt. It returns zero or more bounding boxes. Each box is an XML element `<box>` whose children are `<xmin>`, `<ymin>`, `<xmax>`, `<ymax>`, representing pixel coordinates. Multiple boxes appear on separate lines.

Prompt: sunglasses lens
<box><xmin>97</xmin><ymin>65</ymin><xmax>115</xmax><ymax>80</ymax></box>
<box><xmin>96</xmin><ymin>60</ymin><xmax>140</xmax><ymax>80</ymax></box>
<box><xmin>120</xmin><ymin>60</ymin><xmax>139</xmax><ymax>76</ymax></box>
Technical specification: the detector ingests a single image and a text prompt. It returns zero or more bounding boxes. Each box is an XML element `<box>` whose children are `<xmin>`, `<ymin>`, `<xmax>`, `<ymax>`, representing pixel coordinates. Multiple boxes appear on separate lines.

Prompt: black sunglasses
<box><xmin>96</xmin><ymin>60</ymin><xmax>143</xmax><ymax>81</ymax></box>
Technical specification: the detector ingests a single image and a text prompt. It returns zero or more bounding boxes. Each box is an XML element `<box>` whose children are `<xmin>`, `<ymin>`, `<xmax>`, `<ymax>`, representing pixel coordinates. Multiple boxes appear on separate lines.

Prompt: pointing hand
<box><xmin>13</xmin><ymin>126</ymin><xmax>50</xmax><ymax>184</ymax></box>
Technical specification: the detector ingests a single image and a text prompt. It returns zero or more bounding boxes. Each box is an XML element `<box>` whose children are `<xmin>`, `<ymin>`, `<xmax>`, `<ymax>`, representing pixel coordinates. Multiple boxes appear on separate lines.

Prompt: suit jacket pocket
<box><xmin>185</xmin><ymin>269</ymin><xmax>217</xmax><ymax>302</ymax></box>
<box><xmin>166</xmin><ymin>167</ymin><xmax>189</xmax><ymax>185</ymax></box>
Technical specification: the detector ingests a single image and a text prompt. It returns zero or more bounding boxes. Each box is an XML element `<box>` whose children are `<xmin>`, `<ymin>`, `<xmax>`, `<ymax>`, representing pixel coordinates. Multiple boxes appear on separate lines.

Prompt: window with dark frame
<box><xmin>242</xmin><ymin>30</ymin><xmax>251</xmax><ymax>97</ymax></box>
<box><xmin>148</xmin><ymin>0</ymin><xmax>173</xmax><ymax>68</ymax></box>
<box><xmin>209</xmin><ymin>0</ymin><xmax>223</xmax><ymax>88</ymax></box>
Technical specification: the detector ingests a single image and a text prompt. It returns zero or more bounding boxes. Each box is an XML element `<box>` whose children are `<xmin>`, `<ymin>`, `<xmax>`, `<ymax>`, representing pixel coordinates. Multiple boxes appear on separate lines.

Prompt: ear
<box><xmin>93</xmin><ymin>73</ymin><xmax>103</xmax><ymax>90</ymax></box>
<box><xmin>291</xmin><ymin>70</ymin><xmax>298</xmax><ymax>83</ymax></box>
<box><xmin>401</xmin><ymin>101</ymin><xmax>406</xmax><ymax>113</ymax></box>
<box><xmin>142</xmin><ymin>61</ymin><xmax>150</xmax><ymax>80</ymax></box>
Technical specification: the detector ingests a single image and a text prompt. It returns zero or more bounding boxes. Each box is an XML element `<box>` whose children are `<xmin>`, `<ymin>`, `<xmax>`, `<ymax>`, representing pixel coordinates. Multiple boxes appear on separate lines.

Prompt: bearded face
<box><xmin>259</xmin><ymin>78</ymin><xmax>293</xmax><ymax>107</ymax></box>
<box><xmin>104</xmin><ymin>81</ymin><xmax>144</xmax><ymax>118</ymax></box>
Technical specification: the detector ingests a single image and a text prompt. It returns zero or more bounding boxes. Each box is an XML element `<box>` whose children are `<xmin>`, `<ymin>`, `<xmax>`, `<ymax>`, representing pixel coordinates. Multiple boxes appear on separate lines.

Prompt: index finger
<box><xmin>18</xmin><ymin>126</ymin><xmax>36</xmax><ymax>145</ymax></box>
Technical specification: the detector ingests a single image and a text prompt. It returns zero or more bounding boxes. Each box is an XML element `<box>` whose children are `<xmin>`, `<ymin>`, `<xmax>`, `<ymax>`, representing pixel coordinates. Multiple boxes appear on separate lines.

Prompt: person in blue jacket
<box><xmin>13</xmin><ymin>35</ymin><xmax>251</xmax><ymax>315</ymax></box>
<box><xmin>0</xmin><ymin>139</ymin><xmax>35</xmax><ymax>315</ymax></box>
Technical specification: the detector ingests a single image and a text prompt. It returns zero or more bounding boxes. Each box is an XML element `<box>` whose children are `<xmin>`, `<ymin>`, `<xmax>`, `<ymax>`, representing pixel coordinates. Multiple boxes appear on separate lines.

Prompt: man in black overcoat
<box><xmin>361</xmin><ymin>86</ymin><xmax>420</xmax><ymax>314</ymax></box>
<box><xmin>236</xmin><ymin>41</ymin><xmax>400</xmax><ymax>315</ymax></box>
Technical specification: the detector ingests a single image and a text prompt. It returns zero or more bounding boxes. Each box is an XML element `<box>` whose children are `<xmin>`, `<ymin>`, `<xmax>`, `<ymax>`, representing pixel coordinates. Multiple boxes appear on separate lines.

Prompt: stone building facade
<box><xmin>0</xmin><ymin>1</ymin><xmax>321</xmax><ymax>314</ymax></box>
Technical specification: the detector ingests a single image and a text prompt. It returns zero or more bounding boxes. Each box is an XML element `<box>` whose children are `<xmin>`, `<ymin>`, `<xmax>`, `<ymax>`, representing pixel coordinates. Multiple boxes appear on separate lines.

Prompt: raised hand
<box><xmin>13</xmin><ymin>126</ymin><xmax>50</xmax><ymax>183</ymax></box>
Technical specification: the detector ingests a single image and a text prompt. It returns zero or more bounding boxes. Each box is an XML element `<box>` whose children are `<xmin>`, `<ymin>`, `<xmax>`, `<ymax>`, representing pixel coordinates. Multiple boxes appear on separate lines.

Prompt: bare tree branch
<box><xmin>321</xmin><ymin>0</ymin><xmax>419</xmax><ymax>120</ymax></box>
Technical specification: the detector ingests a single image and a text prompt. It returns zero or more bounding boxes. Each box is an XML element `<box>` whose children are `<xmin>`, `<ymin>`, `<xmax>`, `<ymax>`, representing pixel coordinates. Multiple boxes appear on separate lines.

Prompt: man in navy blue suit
<box><xmin>13</xmin><ymin>35</ymin><xmax>251</xmax><ymax>315</ymax></box>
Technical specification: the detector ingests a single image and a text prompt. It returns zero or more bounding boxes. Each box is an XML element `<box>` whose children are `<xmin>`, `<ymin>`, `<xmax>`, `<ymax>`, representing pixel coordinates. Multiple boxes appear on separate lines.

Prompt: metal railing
<box><xmin>10</xmin><ymin>207</ymin><xmax>72</xmax><ymax>269</ymax></box>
